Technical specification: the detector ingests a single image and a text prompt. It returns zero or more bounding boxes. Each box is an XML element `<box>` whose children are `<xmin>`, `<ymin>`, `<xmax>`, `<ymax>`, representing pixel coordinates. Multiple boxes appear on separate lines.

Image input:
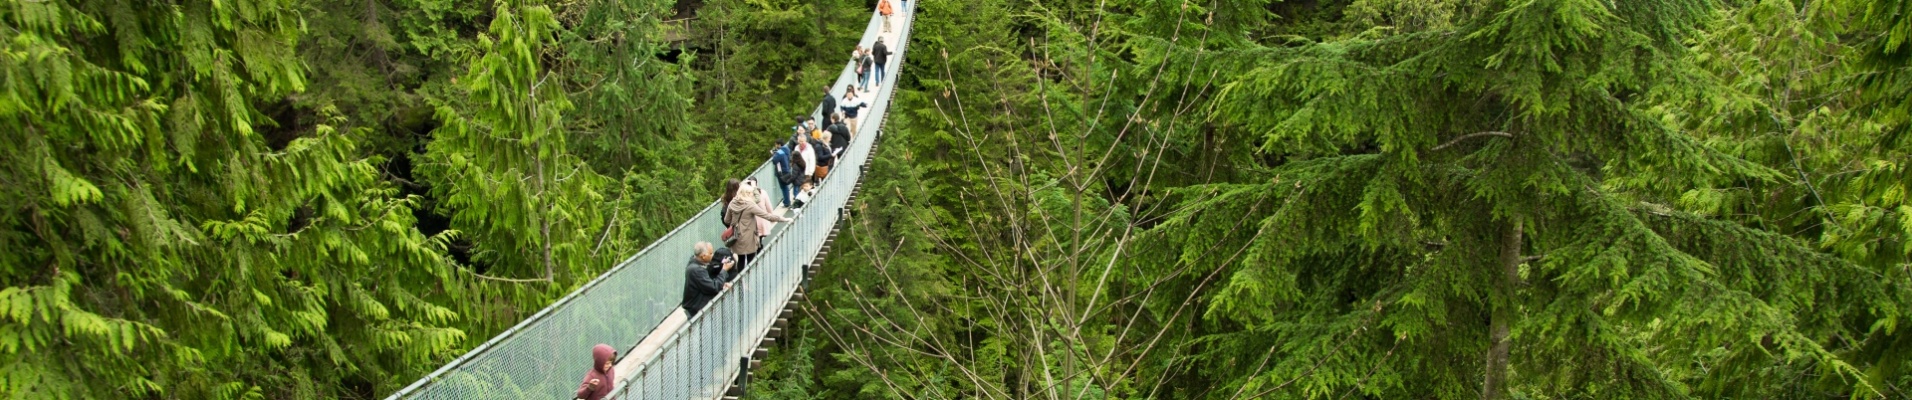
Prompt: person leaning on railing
<box><xmin>713</xmin><ymin>247</ymin><xmax>739</xmax><ymax>283</ymax></box>
<box><xmin>770</xmin><ymin>143</ymin><xmax>796</xmax><ymax>208</ymax></box>
<box><xmin>682</xmin><ymin>242</ymin><xmax>730</xmax><ymax>317</ymax></box>
<box><xmin>724</xmin><ymin>179</ymin><xmax>790</xmax><ymax>271</ymax></box>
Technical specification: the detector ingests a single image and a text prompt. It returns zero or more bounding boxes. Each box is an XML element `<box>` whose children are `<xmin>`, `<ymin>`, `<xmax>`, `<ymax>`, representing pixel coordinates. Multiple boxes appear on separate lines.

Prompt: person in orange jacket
<box><xmin>878</xmin><ymin>0</ymin><xmax>894</xmax><ymax>32</ymax></box>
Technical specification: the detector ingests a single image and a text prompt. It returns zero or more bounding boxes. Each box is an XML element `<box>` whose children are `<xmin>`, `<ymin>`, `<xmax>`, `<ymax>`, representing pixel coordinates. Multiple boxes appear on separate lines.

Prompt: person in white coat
<box><xmin>839</xmin><ymin>89</ymin><xmax>869</xmax><ymax>138</ymax></box>
<box><xmin>795</xmin><ymin>134</ymin><xmax>817</xmax><ymax>185</ymax></box>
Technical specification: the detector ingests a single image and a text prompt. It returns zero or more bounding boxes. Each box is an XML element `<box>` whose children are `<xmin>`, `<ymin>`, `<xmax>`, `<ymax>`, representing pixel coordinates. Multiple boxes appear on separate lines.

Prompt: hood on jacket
<box><xmin>591</xmin><ymin>343</ymin><xmax>615</xmax><ymax>373</ymax></box>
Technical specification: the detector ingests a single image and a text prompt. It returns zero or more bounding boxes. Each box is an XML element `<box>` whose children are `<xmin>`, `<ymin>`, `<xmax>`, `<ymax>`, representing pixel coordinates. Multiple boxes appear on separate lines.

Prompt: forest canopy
<box><xmin>3</xmin><ymin>0</ymin><xmax>1910</xmax><ymax>399</ymax></box>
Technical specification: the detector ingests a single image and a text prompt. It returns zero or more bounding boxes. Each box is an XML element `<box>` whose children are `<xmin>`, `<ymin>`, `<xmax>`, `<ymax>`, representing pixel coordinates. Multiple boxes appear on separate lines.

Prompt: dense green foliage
<box><xmin>760</xmin><ymin>0</ymin><xmax>1912</xmax><ymax>399</ymax></box>
<box><xmin>6</xmin><ymin>0</ymin><xmax>1911</xmax><ymax>399</ymax></box>
<box><xmin>1</xmin><ymin>0</ymin><xmax>868</xmax><ymax>398</ymax></box>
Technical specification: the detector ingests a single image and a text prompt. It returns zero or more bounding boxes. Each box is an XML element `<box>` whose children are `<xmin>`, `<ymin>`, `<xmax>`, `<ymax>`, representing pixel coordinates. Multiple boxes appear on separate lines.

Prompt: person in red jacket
<box><xmin>573</xmin><ymin>344</ymin><xmax>616</xmax><ymax>400</ymax></box>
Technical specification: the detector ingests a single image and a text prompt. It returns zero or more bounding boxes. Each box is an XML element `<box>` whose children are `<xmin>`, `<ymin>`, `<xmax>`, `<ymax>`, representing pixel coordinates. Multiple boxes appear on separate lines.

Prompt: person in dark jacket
<box><xmin>808</xmin><ymin>135</ymin><xmax>834</xmax><ymax>182</ymax></box>
<box><xmin>872</xmin><ymin>39</ymin><xmax>891</xmax><ymax>88</ymax></box>
<box><xmin>712</xmin><ymin>247</ymin><xmax>738</xmax><ymax>282</ymax></box>
<box><xmin>818</xmin><ymin>86</ymin><xmax>838</xmax><ymax>121</ymax></box>
<box><xmin>770</xmin><ymin>144</ymin><xmax>795</xmax><ymax>207</ymax></box>
<box><xmin>573</xmin><ymin>344</ymin><xmax>616</xmax><ymax>400</ymax></box>
<box><xmin>719</xmin><ymin>178</ymin><xmax>742</xmax><ymax>228</ymax></box>
<box><xmin>859</xmin><ymin>49</ymin><xmax>875</xmax><ymax>91</ymax></box>
<box><xmin>682</xmin><ymin>242</ymin><xmax>728</xmax><ymax>317</ymax></box>
<box><xmin>827</xmin><ymin>112</ymin><xmax>851</xmax><ymax>156</ymax></box>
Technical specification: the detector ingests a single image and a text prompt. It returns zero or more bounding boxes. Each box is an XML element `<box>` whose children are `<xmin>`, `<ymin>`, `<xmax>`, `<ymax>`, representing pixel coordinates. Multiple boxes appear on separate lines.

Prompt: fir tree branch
<box><xmin>1431</xmin><ymin>131</ymin><xmax>1514</xmax><ymax>151</ymax></box>
<box><xmin>1335</xmin><ymin>338</ymin><xmax>1399</xmax><ymax>400</ymax></box>
<box><xmin>464</xmin><ymin>272</ymin><xmax>553</xmax><ymax>283</ymax></box>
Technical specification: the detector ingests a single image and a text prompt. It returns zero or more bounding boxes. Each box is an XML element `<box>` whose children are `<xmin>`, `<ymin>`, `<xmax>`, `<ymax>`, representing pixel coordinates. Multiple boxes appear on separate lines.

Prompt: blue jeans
<box><xmin>873</xmin><ymin>63</ymin><xmax>887</xmax><ymax>86</ymax></box>
<box><xmin>777</xmin><ymin>180</ymin><xmax>796</xmax><ymax>206</ymax></box>
<box><xmin>858</xmin><ymin>71</ymin><xmax>870</xmax><ymax>90</ymax></box>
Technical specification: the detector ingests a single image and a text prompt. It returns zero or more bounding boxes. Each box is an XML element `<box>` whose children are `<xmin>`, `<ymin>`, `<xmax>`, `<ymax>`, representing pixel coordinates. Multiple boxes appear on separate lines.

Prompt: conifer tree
<box><xmin>1126</xmin><ymin>0</ymin><xmax>1904</xmax><ymax>397</ymax></box>
<box><xmin>419</xmin><ymin>0</ymin><xmax>609</xmax><ymax>294</ymax></box>
<box><xmin>1</xmin><ymin>1</ymin><xmax>465</xmax><ymax>398</ymax></box>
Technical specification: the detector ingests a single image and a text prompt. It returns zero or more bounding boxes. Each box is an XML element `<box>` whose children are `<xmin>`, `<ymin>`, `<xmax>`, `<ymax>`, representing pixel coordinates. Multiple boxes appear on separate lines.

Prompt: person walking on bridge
<box><xmin>839</xmin><ymin>89</ymin><xmax>868</xmax><ymax>138</ymax></box>
<box><xmin>854</xmin><ymin>47</ymin><xmax>873</xmax><ymax>91</ymax></box>
<box><xmin>572</xmin><ymin>344</ymin><xmax>616</xmax><ymax>400</ymax></box>
<box><xmin>872</xmin><ymin>38</ymin><xmax>891</xmax><ymax>90</ymax></box>
<box><xmin>682</xmin><ymin>242</ymin><xmax>729</xmax><ymax>317</ymax></box>
<box><xmin>878</xmin><ymin>0</ymin><xmax>895</xmax><ymax>32</ymax></box>
<box><xmin>725</xmin><ymin>179</ymin><xmax>790</xmax><ymax>271</ymax></box>
<box><xmin>818</xmin><ymin>85</ymin><xmax>838</xmax><ymax>123</ymax></box>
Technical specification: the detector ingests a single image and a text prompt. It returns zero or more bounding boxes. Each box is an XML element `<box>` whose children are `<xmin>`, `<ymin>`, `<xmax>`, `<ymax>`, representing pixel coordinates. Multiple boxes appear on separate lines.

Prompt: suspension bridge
<box><xmin>383</xmin><ymin>3</ymin><xmax>914</xmax><ymax>399</ymax></box>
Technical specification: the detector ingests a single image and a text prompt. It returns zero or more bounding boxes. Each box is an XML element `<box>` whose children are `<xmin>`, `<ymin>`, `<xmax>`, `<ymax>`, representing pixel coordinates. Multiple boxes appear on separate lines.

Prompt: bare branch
<box><xmin>1431</xmin><ymin>131</ymin><xmax>1515</xmax><ymax>151</ymax></box>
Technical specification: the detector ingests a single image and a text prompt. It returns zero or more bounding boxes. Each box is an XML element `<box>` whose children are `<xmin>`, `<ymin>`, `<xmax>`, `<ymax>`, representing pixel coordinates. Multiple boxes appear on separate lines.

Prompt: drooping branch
<box><xmin>1432</xmin><ymin>131</ymin><xmax>1515</xmax><ymax>151</ymax></box>
<box><xmin>465</xmin><ymin>271</ymin><xmax>554</xmax><ymax>283</ymax></box>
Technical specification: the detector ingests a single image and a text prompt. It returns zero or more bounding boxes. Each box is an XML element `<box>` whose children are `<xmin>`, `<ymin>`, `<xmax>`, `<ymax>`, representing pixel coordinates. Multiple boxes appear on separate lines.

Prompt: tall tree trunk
<box><xmin>532</xmin><ymin>76</ymin><xmax>556</xmax><ymax>282</ymax></box>
<box><xmin>538</xmin><ymin>148</ymin><xmax>555</xmax><ymax>281</ymax></box>
<box><xmin>1484</xmin><ymin>221</ymin><xmax>1523</xmax><ymax>400</ymax></box>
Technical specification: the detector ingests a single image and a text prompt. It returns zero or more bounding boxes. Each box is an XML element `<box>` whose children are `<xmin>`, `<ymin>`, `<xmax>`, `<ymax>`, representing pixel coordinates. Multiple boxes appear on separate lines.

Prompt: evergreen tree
<box><xmin>1130</xmin><ymin>0</ymin><xmax>1903</xmax><ymax>397</ymax></box>
<box><xmin>1</xmin><ymin>1</ymin><xmax>464</xmax><ymax>398</ymax></box>
<box><xmin>785</xmin><ymin>0</ymin><xmax>1910</xmax><ymax>399</ymax></box>
<box><xmin>419</xmin><ymin>0</ymin><xmax>608</xmax><ymax>293</ymax></box>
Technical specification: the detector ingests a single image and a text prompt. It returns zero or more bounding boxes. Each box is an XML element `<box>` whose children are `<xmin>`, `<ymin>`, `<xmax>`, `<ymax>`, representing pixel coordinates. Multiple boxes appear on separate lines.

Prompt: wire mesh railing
<box><xmin>385</xmin><ymin>2</ymin><xmax>914</xmax><ymax>399</ymax></box>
